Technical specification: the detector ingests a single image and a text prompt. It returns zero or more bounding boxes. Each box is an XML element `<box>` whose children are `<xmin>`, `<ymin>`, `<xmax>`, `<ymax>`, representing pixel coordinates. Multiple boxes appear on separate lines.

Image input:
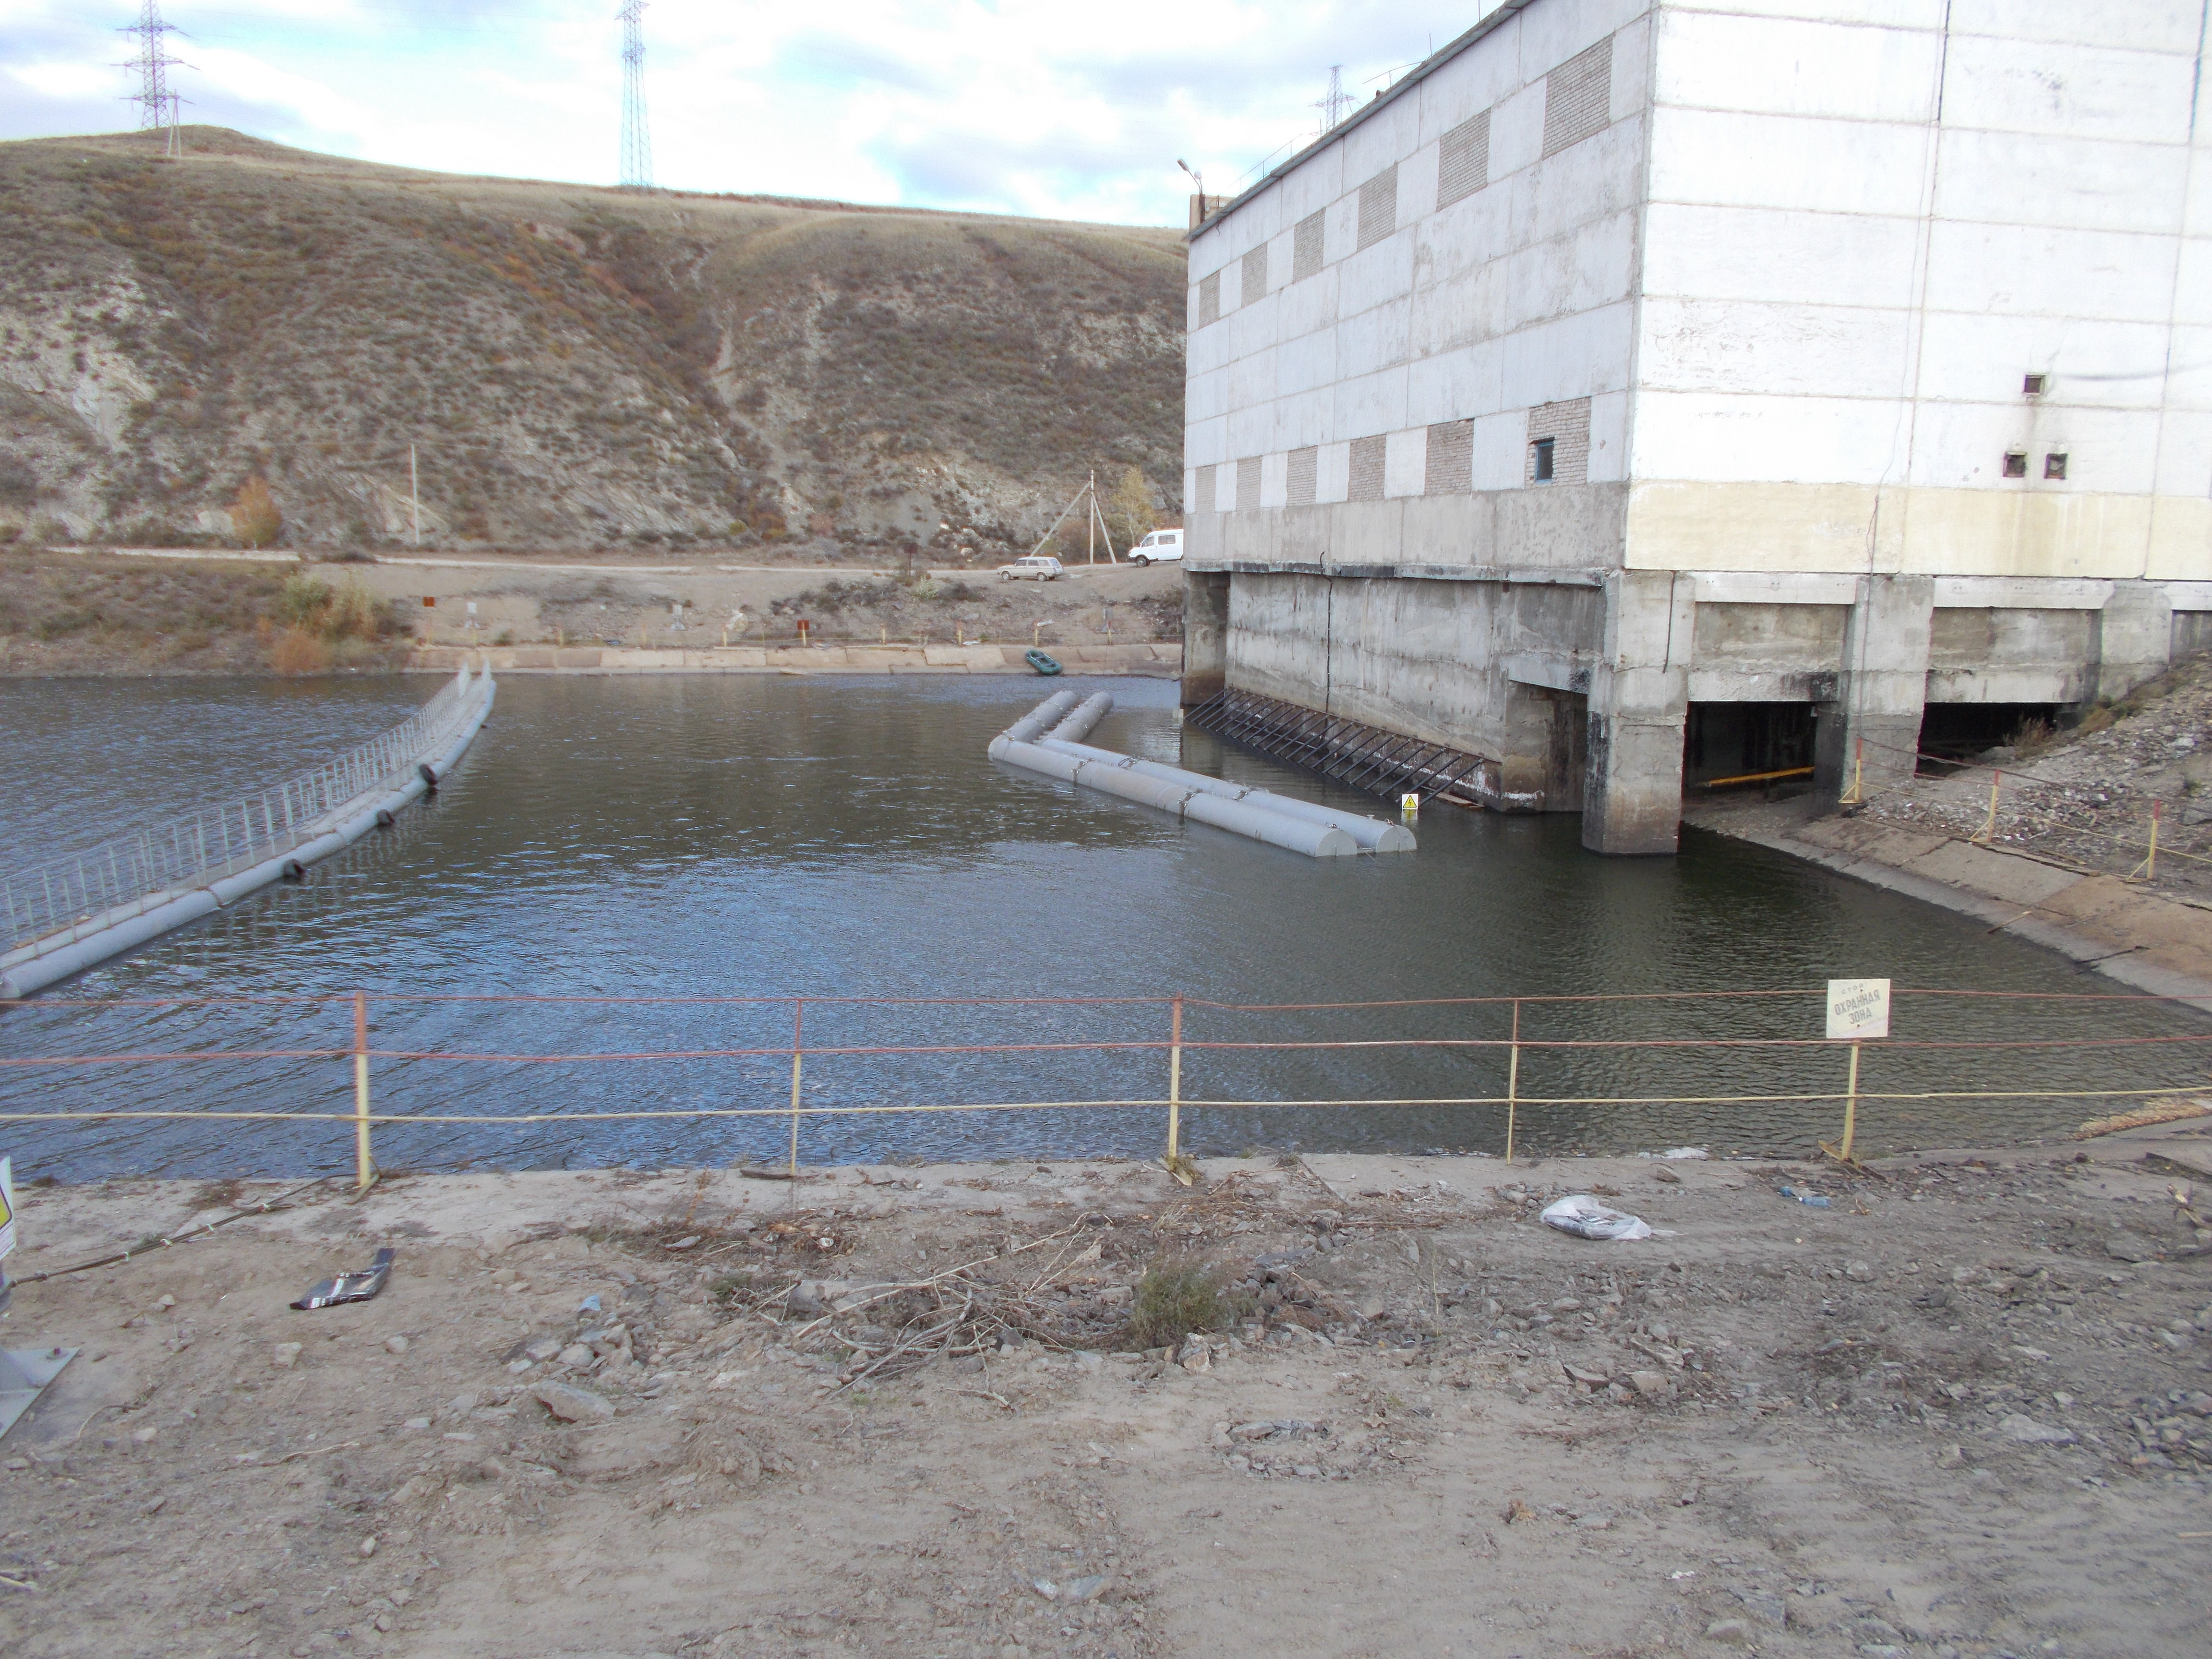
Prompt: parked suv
<box><xmin>1129</xmin><ymin>529</ymin><xmax>1183</xmax><ymax>566</ymax></box>
<box><xmin>997</xmin><ymin>555</ymin><xmax>1064</xmax><ymax>581</ymax></box>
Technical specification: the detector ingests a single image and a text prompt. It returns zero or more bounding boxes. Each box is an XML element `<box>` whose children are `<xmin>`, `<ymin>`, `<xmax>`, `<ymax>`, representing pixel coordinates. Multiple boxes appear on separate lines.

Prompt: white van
<box><xmin>1129</xmin><ymin>528</ymin><xmax>1183</xmax><ymax>566</ymax></box>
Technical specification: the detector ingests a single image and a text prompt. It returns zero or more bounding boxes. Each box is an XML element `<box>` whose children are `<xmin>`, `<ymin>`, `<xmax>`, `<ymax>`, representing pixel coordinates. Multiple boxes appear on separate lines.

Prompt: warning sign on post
<box><xmin>0</xmin><ymin>1156</ymin><xmax>14</xmax><ymax>1259</ymax></box>
<box><xmin>1826</xmin><ymin>979</ymin><xmax>1891</xmax><ymax>1042</ymax></box>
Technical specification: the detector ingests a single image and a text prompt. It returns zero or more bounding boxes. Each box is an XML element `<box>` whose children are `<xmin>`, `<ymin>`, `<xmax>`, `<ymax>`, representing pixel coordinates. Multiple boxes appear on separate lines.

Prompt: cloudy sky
<box><xmin>1</xmin><ymin>0</ymin><xmax>1494</xmax><ymax>224</ymax></box>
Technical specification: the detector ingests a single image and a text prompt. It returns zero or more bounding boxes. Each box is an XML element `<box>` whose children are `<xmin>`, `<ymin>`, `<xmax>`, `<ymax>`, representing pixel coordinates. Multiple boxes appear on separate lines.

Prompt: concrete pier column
<box><xmin>2091</xmin><ymin>580</ymin><xmax>2174</xmax><ymax>703</ymax></box>
<box><xmin>1815</xmin><ymin>574</ymin><xmax>1933</xmax><ymax>803</ymax></box>
<box><xmin>1181</xmin><ymin>570</ymin><xmax>1231</xmax><ymax>705</ymax></box>
<box><xmin>1581</xmin><ymin>571</ymin><xmax>1692</xmax><ymax>855</ymax></box>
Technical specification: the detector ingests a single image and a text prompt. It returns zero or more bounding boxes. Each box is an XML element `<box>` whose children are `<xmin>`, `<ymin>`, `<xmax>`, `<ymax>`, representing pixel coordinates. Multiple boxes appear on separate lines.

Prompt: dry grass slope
<box><xmin>0</xmin><ymin>128</ymin><xmax>1186</xmax><ymax>557</ymax></box>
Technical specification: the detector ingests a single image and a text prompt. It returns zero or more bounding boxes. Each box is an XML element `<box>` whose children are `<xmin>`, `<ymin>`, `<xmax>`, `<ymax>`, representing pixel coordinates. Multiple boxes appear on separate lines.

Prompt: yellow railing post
<box><xmin>1972</xmin><ymin>768</ymin><xmax>2001</xmax><ymax>843</ymax></box>
<box><xmin>1164</xmin><ymin>995</ymin><xmax>1184</xmax><ymax>1175</ymax></box>
<box><xmin>787</xmin><ymin>998</ymin><xmax>804</xmax><ymax>1175</ymax></box>
<box><xmin>352</xmin><ymin>990</ymin><xmax>374</xmax><ymax>1191</ymax></box>
<box><xmin>1504</xmin><ymin>998</ymin><xmax>1521</xmax><ymax>1163</ymax></box>
<box><xmin>1839</xmin><ymin>1040</ymin><xmax>1861</xmax><ymax>1163</ymax></box>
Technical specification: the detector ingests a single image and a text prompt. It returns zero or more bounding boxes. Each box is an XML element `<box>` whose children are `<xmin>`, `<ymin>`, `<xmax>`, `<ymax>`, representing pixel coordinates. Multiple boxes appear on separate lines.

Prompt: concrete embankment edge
<box><xmin>0</xmin><ymin>682</ymin><xmax>496</xmax><ymax>998</ymax></box>
<box><xmin>1692</xmin><ymin>809</ymin><xmax>2212</xmax><ymax>1012</ymax></box>
<box><xmin>405</xmin><ymin>642</ymin><xmax>1181</xmax><ymax>676</ymax></box>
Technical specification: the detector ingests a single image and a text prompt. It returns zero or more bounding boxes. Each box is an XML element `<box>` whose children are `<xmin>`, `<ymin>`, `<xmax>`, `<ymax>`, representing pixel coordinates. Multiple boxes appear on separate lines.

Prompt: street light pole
<box><xmin>1177</xmin><ymin>158</ymin><xmax>1207</xmax><ymax>227</ymax></box>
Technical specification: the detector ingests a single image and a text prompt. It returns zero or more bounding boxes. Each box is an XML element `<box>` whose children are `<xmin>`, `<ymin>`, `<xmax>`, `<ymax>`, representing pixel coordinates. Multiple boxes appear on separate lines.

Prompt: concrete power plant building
<box><xmin>1179</xmin><ymin>0</ymin><xmax>2212</xmax><ymax>854</ymax></box>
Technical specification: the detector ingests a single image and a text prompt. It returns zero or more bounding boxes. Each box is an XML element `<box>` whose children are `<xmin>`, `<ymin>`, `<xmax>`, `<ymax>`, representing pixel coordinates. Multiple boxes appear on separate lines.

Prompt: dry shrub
<box><xmin>276</xmin><ymin>572</ymin><xmax>393</xmax><ymax>641</ymax></box>
<box><xmin>2010</xmin><ymin>717</ymin><xmax>2058</xmax><ymax>758</ymax></box>
<box><xmin>265</xmin><ymin>625</ymin><xmax>331</xmax><ymax>674</ymax></box>
<box><xmin>232</xmin><ymin>476</ymin><xmax>282</xmax><ymax>548</ymax></box>
<box><xmin>1124</xmin><ymin>1254</ymin><xmax>1230</xmax><ymax>1350</ymax></box>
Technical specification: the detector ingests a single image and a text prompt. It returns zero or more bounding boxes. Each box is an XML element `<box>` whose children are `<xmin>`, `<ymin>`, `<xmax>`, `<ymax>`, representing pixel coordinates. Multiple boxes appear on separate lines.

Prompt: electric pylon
<box><xmin>619</xmin><ymin>0</ymin><xmax>653</xmax><ymax>191</ymax></box>
<box><xmin>118</xmin><ymin>1</ymin><xmax>188</xmax><ymax>158</ymax></box>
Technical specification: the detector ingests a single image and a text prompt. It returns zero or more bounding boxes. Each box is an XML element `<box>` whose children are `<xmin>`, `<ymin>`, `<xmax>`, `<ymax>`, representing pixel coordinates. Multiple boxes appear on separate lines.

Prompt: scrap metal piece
<box><xmin>291</xmin><ymin>1246</ymin><xmax>395</xmax><ymax>1311</ymax></box>
<box><xmin>0</xmin><ymin>1345</ymin><xmax>77</xmax><ymax>1443</ymax></box>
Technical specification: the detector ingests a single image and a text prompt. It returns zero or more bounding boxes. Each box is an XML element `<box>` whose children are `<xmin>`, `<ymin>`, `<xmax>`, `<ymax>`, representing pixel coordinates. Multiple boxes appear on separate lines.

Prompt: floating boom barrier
<box><xmin>988</xmin><ymin>692</ymin><xmax>1414</xmax><ymax>858</ymax></box>
<box><xmin>0</xmin><ymin>663</ymin><xmax>496</xmax><ymax>999</ymax></box>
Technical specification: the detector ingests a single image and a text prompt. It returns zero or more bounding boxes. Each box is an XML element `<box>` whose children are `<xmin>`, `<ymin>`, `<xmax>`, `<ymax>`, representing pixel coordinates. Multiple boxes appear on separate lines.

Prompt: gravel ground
<box><xmin>1858</xmin><ymin>656</ymin><xmax>2212</xmax><ymax>900</ymax></box>
<box><xmin>1</xmin><ymin>1134</ymin><xmax>2210</xmax><ymax>1659</ymax></box>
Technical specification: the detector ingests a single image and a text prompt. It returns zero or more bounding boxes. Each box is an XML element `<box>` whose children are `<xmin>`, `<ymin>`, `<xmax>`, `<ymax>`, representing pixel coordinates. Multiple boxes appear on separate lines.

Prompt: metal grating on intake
<box><xmin>1241</xmin><ymin>243</ymin><xmax>1268</xmax><ymax>307</ymax></box>
<box><xmin>1236</xmin><ymin>455</ymin><xmax>1262</xmax><ymax>510</ymax></box>
<box><xmin>1292</xmin><ymin>209</ymin><xmax>1325</xmax><ymax>281</ymax></box>
<box><xmin>1287</xmin><ymin>445</ymin><xmax>1318</xmax><ymax>507</ymax></box>
<box><xmin>1437</xmin><ymin>108</ymin><xmax>1491</xmax><ymax>209</ymax></box>
<box><xmin>1197</xmin><ymin>270</ymin><xmax>1222</xmax><ymax>328</ymax></box>
<box><xmin>1357</xmin><ymin>163</ymin><xmax>1398</xmax><ymax>251</ymax></box>
<box><xmin>1198</xmin><ymin>463</ymin><xmax>1219</xmax><ymax>514</ymax></box>
<box><xmin>1183</xmin><ymin>688</ymin><xmax>1530</xmax><ymax>809</ymax></box>
<box><xmin>1542</xmin><ymin>36</ymin><xmax>1612</xmax><ymax>158</ymax></box>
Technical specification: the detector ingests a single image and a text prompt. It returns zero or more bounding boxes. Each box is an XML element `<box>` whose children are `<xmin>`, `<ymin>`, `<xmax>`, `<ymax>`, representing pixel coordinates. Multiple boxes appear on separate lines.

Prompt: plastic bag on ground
<box><xmin>1539</xmin><ymin>1194</ymin><xmax>1653</xmax><ymax>1242</ymax></box>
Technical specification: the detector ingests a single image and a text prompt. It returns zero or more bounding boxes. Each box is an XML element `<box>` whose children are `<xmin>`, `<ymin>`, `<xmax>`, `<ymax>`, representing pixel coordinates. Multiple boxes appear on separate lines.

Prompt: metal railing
<box><xmin>0</xmin><ymin>668</ymin><xmax>488</xmax><ymax>956</ymax></box>
<box><xmin>0</xmin><ymin>987</ymin><xmax>2206</xmax><ymax>1187</ymax></box>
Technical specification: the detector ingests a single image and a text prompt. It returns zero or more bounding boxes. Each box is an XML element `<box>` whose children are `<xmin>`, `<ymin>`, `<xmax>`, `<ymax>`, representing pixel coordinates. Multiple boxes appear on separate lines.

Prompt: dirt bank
<box><xmin>2</xmin><ymin>548</ymin><xmax>1184</xmax><ymax>676</ymax></box>
<box><xmin>4</xmin><ymin>1130</ymin><xmax>2210</xmax><ymax>1659</ymax></box>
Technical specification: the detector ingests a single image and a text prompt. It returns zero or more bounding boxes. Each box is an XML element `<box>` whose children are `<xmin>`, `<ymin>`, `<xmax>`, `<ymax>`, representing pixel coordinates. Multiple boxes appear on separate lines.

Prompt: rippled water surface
<box><xmin>1</xmin><ymin>673</ymin><xmax>2202</xmax><ymax>1178</ymax></box>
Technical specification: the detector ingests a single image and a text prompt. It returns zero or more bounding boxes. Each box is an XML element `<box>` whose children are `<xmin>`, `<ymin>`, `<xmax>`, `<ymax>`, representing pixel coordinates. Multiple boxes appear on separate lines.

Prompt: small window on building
<box><xmin>2022</xmin><ymin>373</ymin><xmax>2048</xmax><ymax>396</ymax></box>
<box><xmin>2003</xmin><ymin>451</ymin><xmax>2028</xmax><ymax>478</ymax></box>
<box><xmin>1531</xmin><ymin>437</ymin><xmax>1556</xmax><ymax>483</ymax></box>
<box><xmin>2044</xmin><ymin>452</ymin><xmax>2068</xmax><ymax>480</ymax></box>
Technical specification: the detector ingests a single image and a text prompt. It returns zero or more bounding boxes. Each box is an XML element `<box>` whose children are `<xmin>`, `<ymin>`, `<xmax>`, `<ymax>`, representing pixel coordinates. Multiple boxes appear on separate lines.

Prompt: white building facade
<box><xmin>1181</xmin><ymin>0</ymin><xmax>2212</xmax><ymax>853</ymax></box>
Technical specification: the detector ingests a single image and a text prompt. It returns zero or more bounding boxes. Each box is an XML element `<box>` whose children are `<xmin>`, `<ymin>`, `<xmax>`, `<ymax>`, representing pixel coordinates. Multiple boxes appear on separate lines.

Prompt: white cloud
<box><xmin>0</xmin><ymin>0</ymin><xmax>1491</xmax><ymax>222</ymax></box>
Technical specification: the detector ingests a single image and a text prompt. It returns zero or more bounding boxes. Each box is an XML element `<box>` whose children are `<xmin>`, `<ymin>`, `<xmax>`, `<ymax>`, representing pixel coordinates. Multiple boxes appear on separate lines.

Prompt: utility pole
<box><xmin>118</xmin><ymin>1</ymin><xmax>188</xmax><ymax>159</ymax></box>
<box><xmin>1087</xmin><ymin>468</ymin><xmax>1096</xmax><ymax>565</ymax></box>
<box><xmin>409</xmin><ymin>444</ymin><xmax>421</xmax><ymax>546</ymax></box>
<box><xmin>618</xmin><ymin>0</ymin><xmax>653</xmax><ymax>191</ymax></box>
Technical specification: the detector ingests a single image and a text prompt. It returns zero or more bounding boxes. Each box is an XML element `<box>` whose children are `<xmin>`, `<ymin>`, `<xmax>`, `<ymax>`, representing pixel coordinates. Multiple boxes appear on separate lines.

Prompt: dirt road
<box><xmin>3</xmin><ymin>1130</ymin><xmax>2209</xmax><ymax>1659</ymax></box>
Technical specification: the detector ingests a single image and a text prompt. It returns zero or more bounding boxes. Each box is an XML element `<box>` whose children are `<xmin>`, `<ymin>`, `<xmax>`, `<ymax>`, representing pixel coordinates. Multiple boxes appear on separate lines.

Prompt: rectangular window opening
<box><xmin>2003</xmin><ymin>452</ymin><xmax>2028</xmax><ymax>478</ymax></box>
<box><xmin>2044</xmin><ymin>452</ymin><xmax>2068</xmax><ymax>480</ymax></box>
<box><xmin>2022</xmin><ymin>373</ymin><xmax>2048</xmax><ymax>396</ymax></box>
<box><xmin>1531</xmin><ymin>437</ymin><xmax>1556</xmax><ymax>483</ymax></box>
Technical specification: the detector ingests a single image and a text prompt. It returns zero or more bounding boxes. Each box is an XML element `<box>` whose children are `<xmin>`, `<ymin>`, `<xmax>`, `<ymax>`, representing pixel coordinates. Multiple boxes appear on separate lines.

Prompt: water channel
<box><xmin>1</xmin><ymin>673</ymin><xmax>2203</xmax><ymax>1180</ymax></box>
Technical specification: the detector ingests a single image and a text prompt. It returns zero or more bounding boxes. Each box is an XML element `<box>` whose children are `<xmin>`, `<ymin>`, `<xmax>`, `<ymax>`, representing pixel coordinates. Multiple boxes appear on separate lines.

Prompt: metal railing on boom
<box><xmin>0</xmin><ymin>670</ymin><xmax>485</xmax><ymax>954</ymax></box>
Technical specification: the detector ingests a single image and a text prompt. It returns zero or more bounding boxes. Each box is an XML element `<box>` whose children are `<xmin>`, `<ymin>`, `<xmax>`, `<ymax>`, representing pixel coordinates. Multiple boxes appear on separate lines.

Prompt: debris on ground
<box><xmin>1</xmin><ymin>1148</ymin><xmax>2209</xmax><ymax>1657</ymax></box>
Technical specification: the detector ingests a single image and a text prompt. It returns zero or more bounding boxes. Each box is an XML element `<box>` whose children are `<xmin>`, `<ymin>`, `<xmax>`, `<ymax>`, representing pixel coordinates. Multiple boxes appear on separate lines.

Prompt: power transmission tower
<box><xmin>618</xmin><ymin>0</ymin><xmax>653</xmax><ymax>191</ymax></box>
<box><xmin>1313</xmin><ymin>64</ymin><xmax>1353</xmax><ymax>136</ymax></box>
<box><xmin>118</xmin><ymin>0</ymin><xmax>188</xmax><ymax>158</ymax></box>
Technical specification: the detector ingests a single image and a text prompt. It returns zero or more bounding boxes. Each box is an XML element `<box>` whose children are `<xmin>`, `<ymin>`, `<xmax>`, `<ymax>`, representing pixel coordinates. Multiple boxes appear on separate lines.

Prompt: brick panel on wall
<box><xmin>1348</xmin><ymin>434</ymin><xmax>1387</xmax><ymax>502</ymax></box>
<box><xmin>1292</xmin><ymin>210</ymin><xmax>1325</xmax><ymax>281</ymax></box>
<box><xmin>1241</xmin><ymin>243</ymin><xmax>1268</xmax><ymax>307</ymax></box>
<box><xmin>1237</xmin><ymin>455</ymin><xmax>1262</xmax><ymax>511</ymax></box>
<box><xmin>1357</xmin><ymin>164</ymin><xmax>1399</xmax><ymax>252</ymax></box>
<box><xmin>1425</xmin><ymin>420</ymin><xmax>1474</xmax><ymax>494</ymax></box>
<box><xmin>1542</xmin><ymin>36</ymin><xmax>1612</xmax><ymax>158</ymax></box>
<box><xmin>1199</xmin><ymin>464</ymin><xmax>1219</xmax><ymax>513</ymax></box>
<box><xmin>1437</xmin><ymin>109</ymin><xmax>1491</xmax><ymax>210</ymax></box>
<box><xmin>1197</xmin><ymin>270</ymin><xmax>1222</xmax><ymax>328</ymax></box>
<box><xmin>1527</xmin><ymin>398</ymin><xmax>1592</xmax><ymax>485</ymax></box>
<box><xmin>1286</xmin><ymin>446</ymin><xmax>1318</xmax><ymax>507</ymax></box>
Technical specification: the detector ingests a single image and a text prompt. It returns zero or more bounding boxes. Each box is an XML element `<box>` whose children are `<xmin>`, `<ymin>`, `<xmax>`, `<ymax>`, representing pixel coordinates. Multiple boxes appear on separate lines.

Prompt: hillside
<box><xmin>0</xmin><ymin>129</ymin><xmax>1187</xmax><ymax>556</ymax></box>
